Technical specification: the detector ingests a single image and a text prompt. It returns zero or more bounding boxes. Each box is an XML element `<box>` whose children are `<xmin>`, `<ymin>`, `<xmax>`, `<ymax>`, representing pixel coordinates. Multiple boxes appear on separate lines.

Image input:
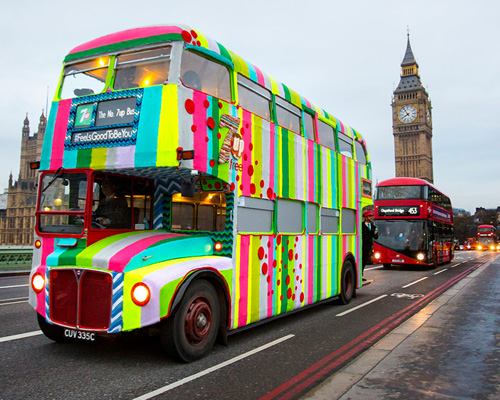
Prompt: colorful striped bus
<box><xmin>28</xmin><ymin>25</ymin><xmax>373</xmax><ymax>361</ymax></box>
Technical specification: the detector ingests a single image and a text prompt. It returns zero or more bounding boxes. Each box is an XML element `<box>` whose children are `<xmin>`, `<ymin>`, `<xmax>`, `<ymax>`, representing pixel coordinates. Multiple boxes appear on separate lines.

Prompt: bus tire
<box><xmin>161</xmin><ymin>279</ymin><xmax>220</xmax><ymax>363</ymax></box>
<box><xmin>430</xmin><ymin>251</ymin><xmax>438</xmax><ymax>269</ymax></box>
<box><xmin>338</xmin><ymin>259</ymin><xmax>355</xmax><ymax>305</ymax></box>
<box><xmin>37</xmin><ymin>313</ymin><xmax>68</xmax><ymax>343</ymax></box>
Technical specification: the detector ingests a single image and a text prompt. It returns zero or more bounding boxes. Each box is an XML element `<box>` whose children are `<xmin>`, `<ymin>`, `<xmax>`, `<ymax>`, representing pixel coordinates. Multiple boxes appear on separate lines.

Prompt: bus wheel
<box><xmin>37</xmin><ymin>313</ymin><xmax>67</xmax><ymax>342</ymax></box>
<box><xmin>430</xmin><ymin>251</ymin><xmax>438</xmax><ymax>269</ymax></box>
<box><xmin>161</xmin><ymin>280</ymin><xmax>220</xmax><ymax>362</ymax></box>
<box><xmin>339</xmin><ymin>259</ymin><xmax>355</xmax><ymax>305</ymax></box>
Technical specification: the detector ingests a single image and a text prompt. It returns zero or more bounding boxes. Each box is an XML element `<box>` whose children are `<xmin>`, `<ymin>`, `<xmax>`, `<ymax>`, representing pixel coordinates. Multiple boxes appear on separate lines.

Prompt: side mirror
<box><xmin>181</xmin><ymin>176</ymin><xmax>196</xmax><ymax>197</ymax></box>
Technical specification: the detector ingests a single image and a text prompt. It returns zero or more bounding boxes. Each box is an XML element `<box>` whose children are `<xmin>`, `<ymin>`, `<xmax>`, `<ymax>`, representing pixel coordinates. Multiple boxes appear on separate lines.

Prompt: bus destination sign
<box><xmin>432</xmin><ymin>205</ymin><xmax>452</xmax><ymax>223</ymax></box>
<box><xmin>95</xmin><ymin>98</ymin><xmax>137</xmax><ymax>127</ymax></box>
<box><xmin>378</xmin><ymin>206</ymin><xmax>419</xmax><ymax>217</ymax></box>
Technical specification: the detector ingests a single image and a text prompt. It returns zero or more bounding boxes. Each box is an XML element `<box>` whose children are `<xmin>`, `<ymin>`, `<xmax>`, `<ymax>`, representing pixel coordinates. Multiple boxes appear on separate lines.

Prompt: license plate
<box><xmin>392</xmin><ymin>259</ymin><xmax>404</xmax><ymax>263</ymax></box>
<box><xmin>64</xmin><ymin>328</ymin><xmax>96</xmax><ymax>341</ymax></box>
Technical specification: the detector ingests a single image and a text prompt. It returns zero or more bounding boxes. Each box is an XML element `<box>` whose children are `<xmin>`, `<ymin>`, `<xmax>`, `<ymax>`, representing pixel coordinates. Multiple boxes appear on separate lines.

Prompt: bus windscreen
<box><xmin>376</xmin><ymin>185</ymin><xmax>423</xmax><ymax>200</ymax></box>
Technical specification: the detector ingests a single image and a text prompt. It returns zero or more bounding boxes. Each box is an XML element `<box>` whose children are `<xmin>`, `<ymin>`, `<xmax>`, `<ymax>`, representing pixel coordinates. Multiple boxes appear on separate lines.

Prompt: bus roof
<box><xmin>478</xmin><ymin>225</ymin><xmax>495</xmax><ymax>229</ymax></box>
<box><xmin>377</xmin><ymin>177</ymin><xmax>437</xmax><ymax>188</ymax></box>
<box><xmin>64</xmin><ymin>25</ymin><xmax>364</xmax><ymax>144</ymax></box>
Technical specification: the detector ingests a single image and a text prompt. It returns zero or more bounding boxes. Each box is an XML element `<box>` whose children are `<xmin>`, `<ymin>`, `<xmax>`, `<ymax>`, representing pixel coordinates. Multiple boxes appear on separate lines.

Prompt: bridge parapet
<box><xmin>0</xmin><ymin>246</ymin><xmax>33</xmax><ymax>270</ymax></box>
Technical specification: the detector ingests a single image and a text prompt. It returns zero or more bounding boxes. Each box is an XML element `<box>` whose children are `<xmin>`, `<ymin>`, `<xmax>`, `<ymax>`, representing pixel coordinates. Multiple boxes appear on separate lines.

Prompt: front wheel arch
<box><xmin>168</xmin><ymin>270</ymin><xmax>229</xmax><ymax>332</ymax></box>
<box><xmin>161</xmin><ymin>279</ymin><xmax>221</xmax><ymax>362</ymax></box>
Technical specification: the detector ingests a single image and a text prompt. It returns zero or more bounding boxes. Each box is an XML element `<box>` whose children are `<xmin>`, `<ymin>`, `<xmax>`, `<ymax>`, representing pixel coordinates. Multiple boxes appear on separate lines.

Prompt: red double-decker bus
<box><xmin>373</xmin><ymin>177</ymin><xmax>454</xmax><ymax>268</ymax></box>
<box><xmin>476</xmin><ymin>225</ymin><xmax>499</xmax><ymax>251</ymax></box>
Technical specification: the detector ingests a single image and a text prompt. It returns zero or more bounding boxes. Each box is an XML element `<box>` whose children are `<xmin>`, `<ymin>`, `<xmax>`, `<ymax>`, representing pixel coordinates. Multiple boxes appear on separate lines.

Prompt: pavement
<box><xmin>302</xmin><ymin>254</ymin><xmax>500</xmax><ymax>400</ymax></box>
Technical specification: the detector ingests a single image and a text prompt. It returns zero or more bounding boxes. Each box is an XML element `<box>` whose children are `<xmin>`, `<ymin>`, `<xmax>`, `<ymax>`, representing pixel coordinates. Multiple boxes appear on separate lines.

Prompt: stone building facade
<box><xmin>392</xmin><ymin>35</ymin><xmax>434</xmax><ymax>183</ymax></box>
<box><xmin>0</xmin><ymin>112</ymin><xmax>46</xmax><ymax>245</ymax></box>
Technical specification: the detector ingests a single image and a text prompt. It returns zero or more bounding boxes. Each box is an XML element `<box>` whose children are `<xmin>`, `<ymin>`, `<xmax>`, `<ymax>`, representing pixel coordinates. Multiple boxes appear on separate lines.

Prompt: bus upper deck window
<box><xmin>317</xmin><ymin>120</ymin><xmax>335</xmax><ymax>151</ymax></box>
<box><xmin>60</xmin><ymin>57</ymin><xmax>109</xmax><ymax>99</ymax></box>
<box><xmin>354</xmin><ymin>140</ymin><xmax>367</xmax><ymax>164</ymax></box>
<box><xmin>114</xmin><ymin>47</ymin><xmax>171</xmax><ymax>90</ymax></box>
<box><xmin>276</xmin><ymin>96</ymin><xmax>301</xmax><ymax>135</ymax></box>
<box><xmin>237</xmin><ymin>74</ymin><xmax>272</xmax><ymax>121</ymax></box>
<box><xmin>303</xmin><ymin>112</ymin><xmax>316</xmax><ymax>141</ymax></box>
<box><xmin>338</xmin><ymin>133</ymin><xmax>353</xmax><ymax>158</ymax></box>
<box><xmin>180</xmin><ymin>50</ymin><xmax>231</xmax><ymax>102</ymax></box>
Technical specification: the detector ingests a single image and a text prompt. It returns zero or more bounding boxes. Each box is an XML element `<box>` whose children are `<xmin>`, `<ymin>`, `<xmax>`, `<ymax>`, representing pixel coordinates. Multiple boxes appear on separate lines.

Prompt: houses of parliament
<box><xmin>0</xmin><ymin>35</ymin><xmax>434</xmax><ymax>246</ymax></box>
<box><xmin>0</xmin><ymin>112</ymin><xmax>46</xmax><ymax>246</ymax></box>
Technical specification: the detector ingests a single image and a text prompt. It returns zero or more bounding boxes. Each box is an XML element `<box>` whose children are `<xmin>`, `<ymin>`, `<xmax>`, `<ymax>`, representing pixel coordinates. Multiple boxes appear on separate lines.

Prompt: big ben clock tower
<box><xmin>392</xmin><ymin>34</ymin><xmax>434</xmax><ymax>183</ymax></box>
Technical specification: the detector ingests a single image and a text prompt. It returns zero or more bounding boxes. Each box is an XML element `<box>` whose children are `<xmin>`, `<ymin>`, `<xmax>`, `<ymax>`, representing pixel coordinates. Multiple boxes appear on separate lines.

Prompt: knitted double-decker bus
<box><xmin>29</xmin><ymin>25</ymin><xmax>373</xmax><ymax>361</ymax></box>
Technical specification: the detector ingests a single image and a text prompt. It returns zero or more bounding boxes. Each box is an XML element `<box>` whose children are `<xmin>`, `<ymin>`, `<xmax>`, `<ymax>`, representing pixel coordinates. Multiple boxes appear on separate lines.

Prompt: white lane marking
<box><xmin>365</xmin><ymin>265</ymin><xmax>384</xmax><ymax>271</ymax></box>
<box><xmin>451</xmin><ymin>261</ymin><xmax>466</xmax><ymax>268</ymax></box>
<box><xmin>0</xmin><ymin>298</ymin><xmax>29</xmax><ymax>306</ymax></box>
<box><xmin>0</xmin><ymin>330</ymin><xmax>42</xmax><ymax>343</ymax></box>
<box><xmin>336</xmin><ymin>295</ymin><xmax>388</xmax><ymax>317</ymax></box>
<box><xmin>133</xmin><ymin>334</ymin><xmax>295</xmax><ymax>400</ymax></box>
<box><xmin>433</xmin><ymin>269</ymin><xmax>447</xmax><ymax>275</ymax></box>
<box><xmin>402</xmin><ymin>277</ymin><xmax>428</xmax><ymax>288</ymax></box>
<box><xmin>0</xmin><ymin>284</ymin><xmax>28</xmax><ymax>289</ymax></box>
<box><xmin>0</xmin><ymin>297</ymin><xmax>28</xmax><ymax>302</ymax></box>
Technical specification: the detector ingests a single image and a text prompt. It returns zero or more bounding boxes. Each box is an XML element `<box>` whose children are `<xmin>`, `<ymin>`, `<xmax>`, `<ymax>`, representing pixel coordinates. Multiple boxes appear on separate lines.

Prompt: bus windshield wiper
<box><xmin>42</xmin><ymin>167</ymin><xmax>64</xmax><ymax>193</ymax></box>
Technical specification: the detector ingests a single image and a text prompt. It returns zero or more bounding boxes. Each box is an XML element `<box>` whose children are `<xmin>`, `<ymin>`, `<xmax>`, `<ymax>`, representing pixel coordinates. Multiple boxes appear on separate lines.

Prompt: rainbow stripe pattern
<box><xmin>31</xmin><ymin>25</ymin><xmax>372</xmax><ymax>333</ymax></box>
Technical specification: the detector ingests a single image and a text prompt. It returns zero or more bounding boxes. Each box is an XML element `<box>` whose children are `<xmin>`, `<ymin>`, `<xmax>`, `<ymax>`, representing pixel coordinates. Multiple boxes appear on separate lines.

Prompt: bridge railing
<box><xmin>0</xmin><ymin>246</ymin><xmax>33</xmax><ymax>272</ymax></box>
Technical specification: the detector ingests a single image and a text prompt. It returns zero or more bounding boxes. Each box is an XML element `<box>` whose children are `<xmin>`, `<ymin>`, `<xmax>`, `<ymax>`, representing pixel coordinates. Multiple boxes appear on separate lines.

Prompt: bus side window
<box><xmin>275</xmin><ymin>96</ymin><xmax>302</xmax><ymax>135</ymax></box>
<box><xmin>306</xmin><ymin>203</ymin><xmax>319</xmax><ymax>234</ymax></box>
<box><xmin>320</xmin><ymin>208</ymin><xmax>340</xmax><ymax>234</ymax></box>
<box><xmin>317</xmin><ymin>120</ymin><xmax>336</xmax><ymax>150</ymax></box>
<box><xmin>237</xmin><ymin>196</ymin><xmax>274</xmax><ymax>234</ymax></box>
<box><xmin>341</xmin><ymin>208</ymin><xmax>356</xmax><ymax>234</ymax></box>
<box><xmin>181</xmin><ymin>50</ymin><xmax>231</xmax><ymax>102</ymax></box>
<box><xmin>354</xmin><ymin>140</ymin><xmax>367</xmax><ymax>164</ymax></box>
<box><xmin>237</xmin><ymin>74</ymin><xmax>272</xmax><ymax>121</ymax></box>
<box><xmin>277</xmin><ymin>199</ymin><xmax>304</xmax><ymax>235</ymax></box>
<box><xmin>172</xmin><ymin>203</ymin><xmax>195</xmax><ymax>230</ymax></box>
<box><xmin>171</xmin><ymin>192</ymin><xmax>226</xmax><ymax>232</ymax></box>
<box><xmin>303</xmin><ymin>112</ymin><xmax>316</xmax><ymax>141</ymax></box>
<box><xmin>338</xmin><ymin>132</ymin><xmax>353</xmax><ymax>158</ymax></box>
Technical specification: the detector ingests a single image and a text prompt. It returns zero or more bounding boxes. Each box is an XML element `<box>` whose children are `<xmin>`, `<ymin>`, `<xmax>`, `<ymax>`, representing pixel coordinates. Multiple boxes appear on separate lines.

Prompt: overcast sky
<box><xmin>1</xmin><ymin>0</ymin><xmax>499</xmax><ymax>213</ymax></box>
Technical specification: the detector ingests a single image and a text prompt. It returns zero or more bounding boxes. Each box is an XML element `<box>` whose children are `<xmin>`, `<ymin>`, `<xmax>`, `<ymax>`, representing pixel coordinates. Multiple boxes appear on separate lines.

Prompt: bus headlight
<box><xmin>31</xmin><ymin>273</ymin><xmax>45</xmax><ymax>293</ymax></box>
<box><xmin>417</xmin><ymin>253</ymin><xmax>425</xmax><ymax>261</ymax></box>
<box><xmin>477</xmin><ymin>245</ymin><xmax>483</xmax><ymax>250</ymax></box>
<box><xmin>374</xmin><ymin>252</ymin><xmax>381</xmax><ymax>260</ymax></box>
<box><xmin>131</xmin><ymin>283</ymin><xmax>151</xmax><ymax>306</ymax></box>
<box><xmin>490</xmin><ymin>245</ymin><xmax>495</xmax><ymax>250</ymax></box>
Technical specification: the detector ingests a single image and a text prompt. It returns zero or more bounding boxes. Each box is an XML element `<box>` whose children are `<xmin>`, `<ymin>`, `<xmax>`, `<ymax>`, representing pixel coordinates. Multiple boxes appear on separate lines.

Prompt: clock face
<box><xmin>398</xmin><ymin>105</ymin><xmax>417</xmax><ymax>123</ymax></box>
<box><xmin>426</xmin><ymin>107</ymin><xmax>431</xmax><ymax>124</ymax></box>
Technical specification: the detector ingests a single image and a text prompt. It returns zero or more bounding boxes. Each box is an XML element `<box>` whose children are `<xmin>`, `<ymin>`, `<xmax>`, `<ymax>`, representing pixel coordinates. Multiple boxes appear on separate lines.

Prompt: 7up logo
<box><xmin>74</xmin><ymin>104</ymin><xmax>93</xmax><ymax>128</ymax></box>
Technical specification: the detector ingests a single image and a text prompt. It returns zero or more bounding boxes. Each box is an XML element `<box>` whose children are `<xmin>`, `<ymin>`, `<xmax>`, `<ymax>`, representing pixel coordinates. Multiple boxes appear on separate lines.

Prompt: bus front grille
<box><xmin>50</xmin><ymin>269</ymin><xmax>112</xmax><ymax>331</ymax></box>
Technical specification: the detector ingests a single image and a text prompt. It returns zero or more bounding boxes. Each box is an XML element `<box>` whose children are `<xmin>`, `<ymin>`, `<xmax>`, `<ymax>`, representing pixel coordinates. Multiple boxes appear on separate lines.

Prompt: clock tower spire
<box><xmin>392</xmin><ymin>34</ymin><xmax>434</xmax><ymax>183</ymax></box>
